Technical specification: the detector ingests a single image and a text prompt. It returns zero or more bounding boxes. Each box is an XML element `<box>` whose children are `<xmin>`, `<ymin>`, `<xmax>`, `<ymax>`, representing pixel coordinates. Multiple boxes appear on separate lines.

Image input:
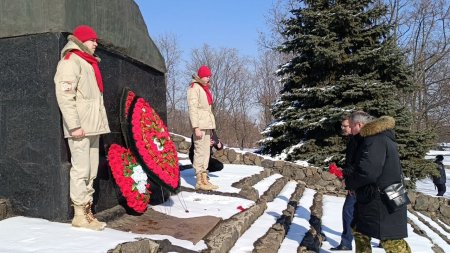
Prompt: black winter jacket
<box><xmin>345</xmin><ymin>116</ymin><xmax>408</xmax><ymax>240</ymax></box>
<box><xmin>343</xmin><ymin>134</ymin><xmax>363</xmax><ymax>178</ymax></box>
<box><xmin>433</xmin><ymin>161</ymin><xmax>446</xmax><ymax>185</ymax></box>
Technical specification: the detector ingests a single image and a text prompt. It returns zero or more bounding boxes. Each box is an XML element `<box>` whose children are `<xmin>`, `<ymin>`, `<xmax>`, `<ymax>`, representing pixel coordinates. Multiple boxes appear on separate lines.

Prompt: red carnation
<box><xmin>329</xmin><ymin>163</ymin><xmax>344</xmax><ymax>180</ymax></box>
<box><xmin>107</xmin><ymin>144</ymin><xmax>151</xmax><ymax>213</ymax></box>
<box><xmin>128</xmin><ymin>98</ymin><xmax>180</xmax><ymax>191</ymax></box>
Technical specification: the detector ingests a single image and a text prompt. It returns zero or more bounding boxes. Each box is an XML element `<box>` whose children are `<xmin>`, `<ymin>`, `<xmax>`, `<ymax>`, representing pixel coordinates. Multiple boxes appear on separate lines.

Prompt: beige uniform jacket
<box><xmin>187</xmin><ymin>77</ymin><xmax>216</xmax><ymax>130</ymax></box>
<box><xmin>54</xmin><ymin>35</ymin><xmax>110</xmax><ymax>138</ymax></box>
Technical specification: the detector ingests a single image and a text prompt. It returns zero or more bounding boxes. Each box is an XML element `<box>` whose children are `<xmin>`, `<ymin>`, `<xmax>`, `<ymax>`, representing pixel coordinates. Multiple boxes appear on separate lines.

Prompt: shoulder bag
<box><xmin>379</xmin><ymin>178</ymin><xmax>410</xmax><ymax>213</ymax></box>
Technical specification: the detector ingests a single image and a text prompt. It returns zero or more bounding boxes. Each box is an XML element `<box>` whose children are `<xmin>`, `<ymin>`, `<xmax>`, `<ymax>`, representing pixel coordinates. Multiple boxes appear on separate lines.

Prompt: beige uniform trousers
<box><xmin>193</xmin><ymin>130</ymin><xmax>211</xmax><ymax>174</ymax></box>
<box><xmin>67</xmin><ymin>135</ymin><xmax>100</xmax><ymax>206</ymax></box>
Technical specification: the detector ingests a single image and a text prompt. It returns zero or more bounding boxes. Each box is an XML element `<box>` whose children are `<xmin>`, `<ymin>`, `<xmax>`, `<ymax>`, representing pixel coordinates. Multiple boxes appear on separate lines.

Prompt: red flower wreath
<box><xmin>129</xmin><ymin>97</ymin><xmax>180</xmax><ymax>192</ymax></box>
<box><xmin>119</xmin><ymin>88</ymin><xmax>137</xmax><ymax>148</ymax></box>
<box><xmin>124</xmin><ymin>90</ymin><xmax>136</xmax><ymax>119</ymax></box>
<box><xmin>108</xmin><ymin>144</ymin><xmax>151</xmax><ymax>213</ymax></box>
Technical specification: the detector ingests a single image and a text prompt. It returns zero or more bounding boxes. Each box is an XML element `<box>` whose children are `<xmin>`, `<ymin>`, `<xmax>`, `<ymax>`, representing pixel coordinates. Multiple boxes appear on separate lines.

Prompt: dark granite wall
<box><xmin>0</xmin><ymin>0</ymin><xmax>166</xmax><ymax>73</ymax></box>
<box><xmin>0</xmin><ymin>32</ymin><xmax>166</xmax><ymax>221</ymax></box>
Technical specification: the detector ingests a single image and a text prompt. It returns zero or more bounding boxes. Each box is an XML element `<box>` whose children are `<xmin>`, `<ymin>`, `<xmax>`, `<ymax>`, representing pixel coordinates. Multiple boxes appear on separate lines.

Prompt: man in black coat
<box><xmin>345</xmin><ymin>115</ymin><xmax>411</xmax><ymax>253</ymax></box>
<box><xmin>433</xmin><ymin>155</ymin><xmax>447</xmax><ymax>196</ymax></box>
<box><xmin>330</xmin><ymin>116</ymin><xmax>358</xmax><ymax>251</ymax></box>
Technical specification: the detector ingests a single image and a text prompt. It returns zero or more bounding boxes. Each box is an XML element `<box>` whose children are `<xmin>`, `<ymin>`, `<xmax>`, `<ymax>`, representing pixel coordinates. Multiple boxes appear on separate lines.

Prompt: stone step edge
<box><xmin>202</xmin><ymin>177</ymin><xmax>289</xmax><ymax>253</ymax></box>
<box><xmin>299</xmin><ymin>192</ymin><xmax>324</xmax><ymax>252</ymax></box>
<box><xmin>177</xmin><ymin>170</ymin><xmax>286</xmax><ymax>203</ymax></box>
<box><xmin>108</xmin><ymin>238</ymin><xmax>199</xmax><ymax>253</ymax></box>
<box><xmin>408</xmin><ymin>209</ymin><xmax>448</xmax><ymax>252</ymax></box>
<box><xmin>433</xmin><ymin>218</ymin><xmax>450</xmax><ymax>234</ymax></box>
<box><xmin>231</xmin><ymin>168</ymin><xmax>271</xmax><ymax>189</ymax></box>
<box><xmin>253</xmin><ymin>182</ymin><xmax>307</xmax><ymax>253</ymax></box>
<box><xmin>406</xmin><ymin>215</ymin><xmax>443</xmax><ymax>253</ymax></box>
<box><xmin>202</xmin><ymin>201</ymin><xmax>267</xmax><ymax>253</ymax></box>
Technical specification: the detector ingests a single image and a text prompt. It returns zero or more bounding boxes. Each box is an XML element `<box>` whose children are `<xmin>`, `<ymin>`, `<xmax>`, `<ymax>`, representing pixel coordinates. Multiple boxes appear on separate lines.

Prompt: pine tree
<box><xmin>258</xmin><ymin>0</ymin><xmax>436</xmax><ymax>185</ymax></box>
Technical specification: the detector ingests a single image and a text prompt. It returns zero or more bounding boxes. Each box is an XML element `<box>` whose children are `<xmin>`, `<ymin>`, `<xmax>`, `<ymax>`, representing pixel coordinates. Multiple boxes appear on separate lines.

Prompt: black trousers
<box><xmin>189</xmin><ymin>151</ymin><xmax>223</xmax><ymax>173</ymax></box>
<box><xmin>435</xmin><ymin>183</ymin><xmax>446</xmax><ymax>196</ymax></box>
<box><xmin>207</xmin><ymin>157</ymin><xmax>224</xmax><ymax>172</ymax></box>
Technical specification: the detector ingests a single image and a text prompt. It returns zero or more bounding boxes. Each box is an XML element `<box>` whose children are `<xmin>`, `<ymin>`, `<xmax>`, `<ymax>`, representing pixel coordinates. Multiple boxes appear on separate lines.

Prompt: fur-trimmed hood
<box><xmin>191</xmin><ymin>74</ymin><xmax>209</xmax><ymax>86</ymax></box>
<box><xmin>360</xmin><ymin>116</ymin><xmax>395</xmax><ymax>137</ymax></box>
<box><xmin>60</xmin><ymin>35</ymin><xmax>101</xmax><ymax>62</ymax></box>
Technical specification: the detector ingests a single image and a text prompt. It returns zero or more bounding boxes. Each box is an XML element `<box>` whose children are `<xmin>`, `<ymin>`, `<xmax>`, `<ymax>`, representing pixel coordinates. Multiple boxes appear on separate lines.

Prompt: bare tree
<box><xmin>155</xmin><ymin>33</ymin><xmax>191</xmax><ymax>135</ymax></box>
<box><xmin>187</xmin><ymin>45</ymin><xmax>244</xmax><ymax>117</ymax></box>
<box><xmin>186</xmin><ymin>44</ymin><xmax>260</xmax><ymax>148</ymax></box>
<box><xmin>228</xmin><ymin>70</ymin><xmax>259</xmax><ymax>149</ymax></box>
<box><xmin>257</xmin><ymin>0</ymin><xmax>298</xmax><ymax>51</ymax></box>
<box><xmin>251</xmin><ymin>50</ymin><xmax>284</xmax><ymax>129</ymax></box>
<box><xmin>254</xmin><ymin>0</ymin><xmax>303</xmax><ymax>131</ymax></box>
<box><xmin>398</xmin><ymin>0</ymin><xmax>450</xmax><ymax>139</ymax></box>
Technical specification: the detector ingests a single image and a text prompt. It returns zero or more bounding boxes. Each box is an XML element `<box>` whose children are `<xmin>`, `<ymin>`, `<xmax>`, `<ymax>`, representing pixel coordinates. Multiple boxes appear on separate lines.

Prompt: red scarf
<box><xmin>191</xmin><ymin>82</ymin><xmax>213</xmax><ymax>105</ymax></box>
<box><xmin>65</xmin><ymin>50</ymin><xmax>104</xmax><ymax>93</ymax></box>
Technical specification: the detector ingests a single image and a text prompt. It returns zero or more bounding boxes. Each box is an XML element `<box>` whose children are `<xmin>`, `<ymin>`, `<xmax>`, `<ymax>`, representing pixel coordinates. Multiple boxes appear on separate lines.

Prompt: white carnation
<box><xmin>135</xmin><ymin>182</ymin><xmax>147</xmax><ymax>194</ymax></box>
<box><xmin>131</xmin><ymin>165</ymin><xmax>148</xmax><ymax>183</ymax></box>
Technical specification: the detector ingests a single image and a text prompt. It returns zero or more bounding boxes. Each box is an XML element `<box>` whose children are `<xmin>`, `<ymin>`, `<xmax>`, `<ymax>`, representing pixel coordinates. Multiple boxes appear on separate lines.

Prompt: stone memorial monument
<box><xmin>0</xmin><ymin>0</ymin><xmax>167</xmax><ymax>221</ymax></box>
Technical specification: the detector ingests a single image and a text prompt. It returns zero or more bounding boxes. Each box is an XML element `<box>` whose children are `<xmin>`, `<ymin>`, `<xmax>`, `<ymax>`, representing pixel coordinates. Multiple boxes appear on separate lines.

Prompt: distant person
<box><xmin>54</xmin><ymin>25</ymin><xmax>110</xmax><ymax>230</ymax></box>
<box><xmin>433</xmin><ymin>155</ymin><xmax>446</xmax><ymax>196</ymax></box>
<box><xmin>330</xmin><ymin>116</ymin><xmax>357</xmax><ymax>251</ymax></box>
<box><xmin>189</xmin><ymin>130</ymin><xmax>224</xmax><ymax>173</ymax></box>
<box><xmin>345</xmin><ymin>114</ymin><xmax>411</xmax><ymax>253</ymax></box>
<box><xmin>187</xmin><ymin>65</ymin><xmax>218</xmax><ymax>191</ymax></box>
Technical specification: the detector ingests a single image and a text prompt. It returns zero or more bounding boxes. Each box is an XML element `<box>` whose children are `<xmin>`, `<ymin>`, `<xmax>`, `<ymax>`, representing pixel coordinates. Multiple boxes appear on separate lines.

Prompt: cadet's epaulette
<box><xmin>64</xmin><ymin>52</ymin><xmax>72</xmax><ymax>60</ymax></box>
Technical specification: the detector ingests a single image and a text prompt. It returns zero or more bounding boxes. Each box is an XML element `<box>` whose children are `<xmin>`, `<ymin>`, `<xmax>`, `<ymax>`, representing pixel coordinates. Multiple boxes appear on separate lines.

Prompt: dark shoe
<box><xmin>330</xmin><ymin>245</ymin><xmax>352</xmax><ymax>251</ymax></box>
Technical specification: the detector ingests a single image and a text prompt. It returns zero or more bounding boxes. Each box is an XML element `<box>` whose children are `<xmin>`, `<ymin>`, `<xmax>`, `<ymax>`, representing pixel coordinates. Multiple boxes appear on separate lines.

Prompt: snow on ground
<box><xmin>407</xmin><ymin>212</ymin><xmax>449</xmax><ymax>252</ymax></box>
<box><xmin>415</xmin><ymin>212</ymin><xmax>450</xmax><ymax>241</ymax></box>
<box><xmin>253</xmin><ymin>173</ymin><xmax>284</xmax><ymax>197</ymax></box>
<box><xmin>0</xmin><ymin>216</ymin><xmax>208</xmax><ymax>253</ymax></box>
<box><xmin>0</xmin><ymin>151</ymin><xmax>449</xmax><ymax>253</ymax></box>
<box><xmin>180</xmin><ymin>164</ymin><xmax>264</xmax><ymax>193</ymax></box>
<box><xmin>278</xmin><ymin>188</ymin><xmax>315</xmax><ymax>252</ymax></box>
<box><xmin>417</xmin><ymin>149</ymin><xmax>450</xmax><ymax>199</ymax></box>
<box><xmin>151</xmin><ymin>191</ymin><xmax>254</xmax><ymax>220</ymax></box>
<box><xmin>320</xmin><ymin>196</ymin><xmax>435</xmax><ymax>253</ymax></box>
<box><xmin>229</xmin><ymin>181</ymin><xmax>297</xmax><ymax>253</ymax></box>
<box><xmin>426</xmin><ymin>150</ymin><xmax>450</xmax><ymax>161</ymax></box>
<box><xmin>415</xmin><ymin>171</ymin><xmax>450</xmax><ymax>199</ymax></box>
